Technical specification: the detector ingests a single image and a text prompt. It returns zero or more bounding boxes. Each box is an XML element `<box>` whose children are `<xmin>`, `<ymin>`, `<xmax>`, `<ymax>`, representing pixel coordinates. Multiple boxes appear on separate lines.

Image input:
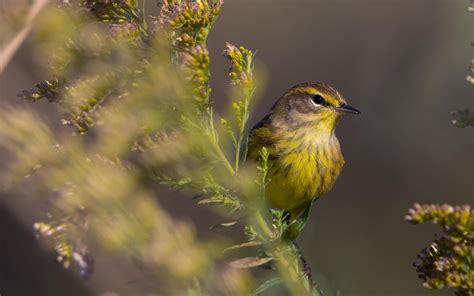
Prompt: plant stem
<box><xmin>271</xmin><ymin>245</ymin><xmax>321</xmax><ymax>296</ymax></box>
<box><xmin>208</xmin><ymin>108</ymin><xmax>235</xmax><ymax>176</ymax></box>
<box><xmin>253</xmin><ymin>210</ymin><xmax>273</xmax><ymax>239</ymax></box>
<box><xmin>234</xmin><ymin>135</ymin><xmax>243</xmax><ymax>172</ymax></box>
<box><xmin>234</xmin><ymin>87</ymin><xmax>254</xmax><ymax>172</ymax></box>
<box><xmin>293</xmin><ymin>241</ymin><xmax>323</xmax><ymax>295</ymax></box>
<box><xmin>0</xmin><ymin>0</ymin><xmax>49</xmax><ymax>74</ymax></box>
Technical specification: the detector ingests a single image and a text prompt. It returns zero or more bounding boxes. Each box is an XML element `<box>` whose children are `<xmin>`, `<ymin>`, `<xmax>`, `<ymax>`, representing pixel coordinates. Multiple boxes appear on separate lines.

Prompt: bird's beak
<box><xmin>335</xmin><ymin>103</ymin><xmax>361</xmax><ymax>114</ymax></box>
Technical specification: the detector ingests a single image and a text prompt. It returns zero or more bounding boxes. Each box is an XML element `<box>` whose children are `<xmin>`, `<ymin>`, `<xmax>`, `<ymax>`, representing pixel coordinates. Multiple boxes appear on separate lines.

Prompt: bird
<box><xmin>246</xmin><ymin>81</ymin><xmax>360</xmax><ymax>237</ymax></box>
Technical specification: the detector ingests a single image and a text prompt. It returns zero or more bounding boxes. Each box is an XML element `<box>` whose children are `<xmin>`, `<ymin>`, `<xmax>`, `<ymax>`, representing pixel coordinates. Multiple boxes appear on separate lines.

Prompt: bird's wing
<box><xmin>246</xmin><ymin>113</ymin><xmax>277</xmax><ymax>161</ymax></box>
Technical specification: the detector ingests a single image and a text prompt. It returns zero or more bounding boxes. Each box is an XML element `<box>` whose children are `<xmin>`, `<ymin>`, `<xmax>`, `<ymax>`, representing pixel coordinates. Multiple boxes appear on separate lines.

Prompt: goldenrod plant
<box><xmin>406</xmin><ymin>204</ymin><xmax>473</xmax><ymax>295</ymax></box>
<box><xmin>406</xmin><ymin>2</ymin><xmax>473</xmax><ymax>295</ymax></box>
<box><xmin>0</xmin><ymin>1</ymin><xmax>328</xmax><ymax>295</ymax></box>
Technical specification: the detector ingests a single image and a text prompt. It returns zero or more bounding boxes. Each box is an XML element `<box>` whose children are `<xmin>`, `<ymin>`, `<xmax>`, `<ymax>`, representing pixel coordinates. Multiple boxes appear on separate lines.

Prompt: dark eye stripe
<box><xmin>311</xmin><ymin>94</ymin><xmax>327</xmax><ymax>105</ymax></box>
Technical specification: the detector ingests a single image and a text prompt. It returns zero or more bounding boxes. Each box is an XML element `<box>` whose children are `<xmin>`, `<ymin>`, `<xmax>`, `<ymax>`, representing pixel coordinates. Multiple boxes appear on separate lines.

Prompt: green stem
<box><xmin>234</xmin><ymin>135</ymin><xmax>243</xmax><ymax>172</ymax></box>
<box><xmin>208</xmin><ymin>109</ymin><xmax>235</xmax><ymax>176</ymax></box>
<box><xmin>253</xmin><ymin>209</ymin><xmax>273</xmax><ymax>239</ymax></box>
<box><xmin>234</xmin><ymin>87</ymin><xmax>255</xmax><ymax>172</ymax></box>
<box><xmin>212</xmin><ymin>136</ymin><xmax>235</xmax><ymax>175</ymax></box>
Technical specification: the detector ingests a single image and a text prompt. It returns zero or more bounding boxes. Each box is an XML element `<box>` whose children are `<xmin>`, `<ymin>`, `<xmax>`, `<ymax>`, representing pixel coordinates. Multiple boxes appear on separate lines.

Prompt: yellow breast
<box><xmin>265</xmin><ymin>130</ymin><xmax>345</xmax><ymax>213</ymax></box>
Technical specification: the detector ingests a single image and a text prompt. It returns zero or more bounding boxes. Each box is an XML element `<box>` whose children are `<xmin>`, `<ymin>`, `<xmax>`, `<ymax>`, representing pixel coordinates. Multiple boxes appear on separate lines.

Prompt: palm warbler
<box><xmin>247</xmin><ymin>81</ymin><xmax>360</xmax><ymax>232</ymax></box>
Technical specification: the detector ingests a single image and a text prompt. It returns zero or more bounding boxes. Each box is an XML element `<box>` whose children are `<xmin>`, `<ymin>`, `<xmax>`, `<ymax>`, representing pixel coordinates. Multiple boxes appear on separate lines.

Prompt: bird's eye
<box><xmin>311</xmin><ymin>94</ymin><xmax>326</xmax><ymax>106</ymax></box>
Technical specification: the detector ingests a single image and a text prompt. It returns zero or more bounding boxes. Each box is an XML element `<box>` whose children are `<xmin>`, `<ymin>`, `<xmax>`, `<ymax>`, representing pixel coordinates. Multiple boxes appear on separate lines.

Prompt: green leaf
<box><xmin>228</xmin><ymin>256</ymin><xmax>273</xmax><ymax>269</ymax></box>
<box><xmin>252</xmin><ymin>277</ymin><xmax>283</xmax><ymax>295</ymax></box>
<box><xmin>197</xmin><ymin>197</ymin><xmax>220</xmax><ymax>205</ymax></box>
<box><xmin>210</xmin><ymin>220</ymin><xmax>238</xmax><ymax>229</ymax></box>
<box><xmin>224</xmin><ymin>240</ymin><xmax>263</xmax><ymax>252</ymax></box>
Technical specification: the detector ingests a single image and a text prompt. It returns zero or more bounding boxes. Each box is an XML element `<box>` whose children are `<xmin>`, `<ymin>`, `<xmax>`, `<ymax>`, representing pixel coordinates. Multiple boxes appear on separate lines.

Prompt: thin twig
<box><xmin>0</xmin><ymin>0</ymin><xmax>49</xmax><ymax>75</ymax></box>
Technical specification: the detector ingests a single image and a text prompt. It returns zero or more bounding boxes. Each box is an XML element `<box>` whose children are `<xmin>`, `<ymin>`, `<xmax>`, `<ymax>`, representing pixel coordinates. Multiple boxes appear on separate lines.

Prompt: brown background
<box><xmin>0</xmin><ymin>0</ymin><xmax>473</xmax><ymax>295</ymax></box>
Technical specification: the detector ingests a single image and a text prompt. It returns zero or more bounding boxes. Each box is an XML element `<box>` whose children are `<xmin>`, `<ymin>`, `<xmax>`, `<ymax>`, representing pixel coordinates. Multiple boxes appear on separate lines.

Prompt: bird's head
<box><xmin>272</xmin><ymin>81</ymin><xmax>360</xmax><ymax>132</ymax></box>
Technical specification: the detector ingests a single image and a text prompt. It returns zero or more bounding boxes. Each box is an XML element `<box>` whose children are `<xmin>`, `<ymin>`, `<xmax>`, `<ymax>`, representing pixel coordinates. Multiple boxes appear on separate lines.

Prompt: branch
<box><xmin>0</xmin><ymin>0</ymin><xmax>49</xmax><ymax>75</ymax></box>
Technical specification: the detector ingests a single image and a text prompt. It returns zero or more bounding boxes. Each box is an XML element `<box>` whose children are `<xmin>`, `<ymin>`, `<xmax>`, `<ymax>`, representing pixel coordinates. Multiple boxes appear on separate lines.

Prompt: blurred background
<box><xmin>0</xmin><ymin>0</ymin><xmax>472</xmax><ymax>295</ymax></box>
